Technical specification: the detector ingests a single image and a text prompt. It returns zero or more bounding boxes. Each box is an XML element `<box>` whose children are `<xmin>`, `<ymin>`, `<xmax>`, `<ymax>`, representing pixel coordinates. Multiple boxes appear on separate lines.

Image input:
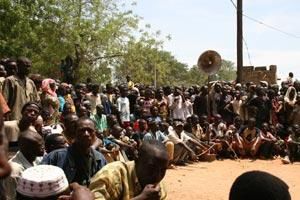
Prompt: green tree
<box><xmin>115</xmin><ymin>39</ymin><xmax>191</xmax><ymax>87</ymax></box>
<box><xmin>218</xmin><ymin>59</ymin><xmax>237</xmax><ymax>81</ymax></box>
<box><xmin>0</xmin><ymin>0</ymin><xmax>142</xmax><ymax>82</ymax></box>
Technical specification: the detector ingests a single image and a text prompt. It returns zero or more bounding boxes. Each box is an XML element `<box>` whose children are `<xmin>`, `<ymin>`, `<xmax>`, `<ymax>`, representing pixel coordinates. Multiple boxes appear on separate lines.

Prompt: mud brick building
<box><xmin>241</xmin><ymin>65</ymin><xmax>277</xmax><ymax>84</ymax></box>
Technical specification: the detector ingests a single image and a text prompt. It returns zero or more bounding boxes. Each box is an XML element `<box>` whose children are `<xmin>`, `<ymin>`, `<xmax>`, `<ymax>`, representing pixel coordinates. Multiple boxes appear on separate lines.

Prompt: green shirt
<box><xmin>91</xmin><ymin>114</ymin><xmax>107</xmax><ymax>132</ymax></box>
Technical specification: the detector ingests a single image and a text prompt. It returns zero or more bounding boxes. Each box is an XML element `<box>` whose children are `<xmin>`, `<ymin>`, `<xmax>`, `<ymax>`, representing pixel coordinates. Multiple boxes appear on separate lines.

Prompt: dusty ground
<box><xmin>164</xmin><ymin>159</ymin><xmax>300</xmax><ymax>200</ymax></box>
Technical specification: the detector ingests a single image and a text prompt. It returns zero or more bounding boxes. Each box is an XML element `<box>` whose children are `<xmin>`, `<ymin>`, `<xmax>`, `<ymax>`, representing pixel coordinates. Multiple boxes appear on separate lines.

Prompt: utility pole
<box><xmin>237</xmin><ymin>0</ymin><xmax>243</xmax><ymax>83</ymax></box>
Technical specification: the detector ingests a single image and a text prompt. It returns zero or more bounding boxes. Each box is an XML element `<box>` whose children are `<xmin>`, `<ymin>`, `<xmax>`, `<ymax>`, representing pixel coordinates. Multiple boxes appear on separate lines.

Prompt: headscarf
<box><xmin>284</xmin><ymin>86</ymin><xmax>296</xmax><ymax>105</ymax></box>
<box><xmin>42</xmin><ymin>78</ymin><xmax>57</xmax><ymax>97</ymax></box>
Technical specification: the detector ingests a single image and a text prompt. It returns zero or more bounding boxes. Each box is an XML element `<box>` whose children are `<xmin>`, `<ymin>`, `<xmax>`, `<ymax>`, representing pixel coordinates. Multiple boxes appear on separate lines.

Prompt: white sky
<box><xmin>132</xmin><ymin>0</ymin><xmax>300</xmax><ymax>80</ymax></box>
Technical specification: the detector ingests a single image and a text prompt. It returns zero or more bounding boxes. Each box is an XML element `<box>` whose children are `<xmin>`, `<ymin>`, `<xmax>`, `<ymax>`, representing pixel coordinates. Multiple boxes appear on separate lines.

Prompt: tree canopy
<box><xmin>0</xmin><ymin>0</ymin><xmax>236</xmax><ymax>85</ymax></box>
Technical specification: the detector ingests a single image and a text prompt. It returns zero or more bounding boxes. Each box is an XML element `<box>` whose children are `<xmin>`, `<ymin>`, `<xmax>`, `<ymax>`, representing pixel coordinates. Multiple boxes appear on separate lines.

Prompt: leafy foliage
<box><xmin>0</xmin><ymin>0</ymin><xmax>236</xmax><ymax>85</ymax></box>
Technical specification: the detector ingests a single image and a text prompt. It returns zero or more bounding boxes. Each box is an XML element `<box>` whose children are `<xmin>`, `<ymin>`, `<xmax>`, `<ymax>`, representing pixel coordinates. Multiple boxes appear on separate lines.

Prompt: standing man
<box><xmin>2</xmin><ymin>57</ymin><xmax>39</xmax><ymax>120</ymax></box>
<box><xmin>168</xmin><ymin>87</ymin><xmax>185</xmax><ymax>121</ymax></box>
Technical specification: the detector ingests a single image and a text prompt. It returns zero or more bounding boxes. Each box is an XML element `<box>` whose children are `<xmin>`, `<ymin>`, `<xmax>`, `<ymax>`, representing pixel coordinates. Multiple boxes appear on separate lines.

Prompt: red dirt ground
<box><xmin>164</xmin><ymin>159</ymin><xmax>300</xmax><ymax>200</ymax></box>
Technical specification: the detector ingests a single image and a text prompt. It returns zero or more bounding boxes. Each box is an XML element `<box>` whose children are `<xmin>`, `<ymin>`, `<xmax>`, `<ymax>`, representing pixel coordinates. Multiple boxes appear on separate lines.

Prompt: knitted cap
<box><xmin>17</xmin><ymin>165</ymin><xmax>69</xmax><ymax>198</ymax></box>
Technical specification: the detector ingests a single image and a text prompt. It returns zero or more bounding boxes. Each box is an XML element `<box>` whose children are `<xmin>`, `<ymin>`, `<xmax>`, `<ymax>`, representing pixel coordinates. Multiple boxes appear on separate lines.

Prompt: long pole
<box><xmin>154</xmin><ymin>64</ymin><xmax>157</xmax><ymax>88</ymax></box>
<box><xmin>237</xmin><ymin>0</ymin><xmax>243</xmax><ymax>83</ymax></box>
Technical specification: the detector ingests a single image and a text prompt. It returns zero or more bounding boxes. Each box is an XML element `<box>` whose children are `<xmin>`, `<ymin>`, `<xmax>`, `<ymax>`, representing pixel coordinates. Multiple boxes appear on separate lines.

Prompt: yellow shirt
<box><xmin>89</xmin><ymin>161</ymin><xmax>167</xmax><ymax>200</ymax></box>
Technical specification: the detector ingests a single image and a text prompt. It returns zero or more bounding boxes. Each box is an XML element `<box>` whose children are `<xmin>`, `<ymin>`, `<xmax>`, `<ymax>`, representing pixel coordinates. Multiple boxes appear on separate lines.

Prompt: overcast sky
<box><xmin>132</xmin><ymin>0</ymin><xmax>300</xmax><ymax>80</ymax></box>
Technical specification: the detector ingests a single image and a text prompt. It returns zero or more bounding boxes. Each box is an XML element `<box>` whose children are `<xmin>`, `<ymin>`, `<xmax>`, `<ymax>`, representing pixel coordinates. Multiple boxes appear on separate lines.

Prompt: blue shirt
<box><xmin>41</xmin><ymin>146</ymin><xmax>107</xmax><ymax>186</ymax></box>
<box><xmin>143</xmin><ymin>131</ymin><xmax>168</xmax><ymax>143</ymax></box>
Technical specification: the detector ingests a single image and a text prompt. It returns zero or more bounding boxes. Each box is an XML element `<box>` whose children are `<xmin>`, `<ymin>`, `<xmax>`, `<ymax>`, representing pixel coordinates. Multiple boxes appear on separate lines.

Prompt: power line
<box><xmin>229</xmin><ymin>0</ymin><xmax>300</xmax><ymax>39</ymax></box>
<box><xmin>230</xmin><ymin>0</ymin><xmax>253</xmax><ymax>65</ymax></box>
<box><xmin>243</xmin><ymin>37</ymin><xmax>252</xmax><ymax>65</ymax></box>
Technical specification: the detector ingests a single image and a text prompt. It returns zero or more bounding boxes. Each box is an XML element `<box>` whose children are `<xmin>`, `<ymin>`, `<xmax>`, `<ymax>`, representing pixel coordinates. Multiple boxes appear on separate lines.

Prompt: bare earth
<box><xmin>165</xmin><ymin>159</ymin><xmax>300</xmax><ymax>200</ymax></box>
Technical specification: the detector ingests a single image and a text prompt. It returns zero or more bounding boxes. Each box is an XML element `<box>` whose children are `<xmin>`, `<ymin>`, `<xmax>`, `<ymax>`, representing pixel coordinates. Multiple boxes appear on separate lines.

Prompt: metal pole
<box><xmin>237</xmin><ymin>0</ymin><xmax>243</xmax><ymax>83</ymax></box>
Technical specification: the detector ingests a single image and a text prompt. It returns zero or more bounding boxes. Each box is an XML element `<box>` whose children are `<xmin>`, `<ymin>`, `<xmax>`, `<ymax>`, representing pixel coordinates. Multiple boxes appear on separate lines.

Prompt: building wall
<box><xmin>241</xmin><ymin>65</ymin><xmax>277</xmax><ymax>84</ymax></box>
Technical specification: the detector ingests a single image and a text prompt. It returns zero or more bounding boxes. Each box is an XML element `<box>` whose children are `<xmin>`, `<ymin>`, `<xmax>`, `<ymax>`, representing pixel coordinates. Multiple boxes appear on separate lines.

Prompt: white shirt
<box><xmin>168</xmin><ymin>94</ymin><xmax>185</xmax><ymax>120</ymax></box>
<box><xmin>1</xmin><ymin>151</ymin><xmax>40</xmax><ymax>199</ymax></box>
<box><xmin>167</xmin><ymin>126</ymin><xmax>192</xmax><ymax>144</ymax></box>
<box><xmin>116</xmin><ymin>97</ymin><xmax>130</xmax><ymax>123</ymax></box>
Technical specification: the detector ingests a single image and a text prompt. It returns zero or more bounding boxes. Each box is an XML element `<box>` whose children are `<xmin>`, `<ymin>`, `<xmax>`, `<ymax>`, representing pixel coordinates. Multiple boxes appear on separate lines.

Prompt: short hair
<box><xmin>229</xmin><ymin>171</ymin><xmax>291</xmax><ymax>200</ymax></box>
<box><xmin>21</xmin><ymin>101</ymin><xmax>41</xmax><ymax>114</ymax></box>
<box><xmin>75</xmin><ymin>117</ymin><xmax>95</xmax><ymax>130</ymax></box>
<box><xmin>45</xmin><ymin>134</ymin><xmax>63</xmax><ymax>149</ymax></box>
<box><xmin>138</xmin><ymin>140</ymin><xmax>167</xmax><ymax>159</ymax></box>
<box><xmin>17</xmin><ymin>57</ymin><xmax>31</xmax><ymax>65</ymax></box>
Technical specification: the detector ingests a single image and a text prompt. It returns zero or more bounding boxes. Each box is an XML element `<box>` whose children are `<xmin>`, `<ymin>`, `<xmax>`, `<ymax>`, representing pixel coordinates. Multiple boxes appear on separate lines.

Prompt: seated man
<box><xmin>41</xmin><ymin>117</ymin><xmax>107</xmax><ymax>186</ymax></box>
<box><xmin>1</xmin><ymin>130</ymin><xmax>44</xmax><ymax>199</ymax></box>
<box><xmin>89</xmin><ymin>140</ymin><xmax>168</xmax><ymax>200</ymax></box>
<box><xmin>106</xmin><ymin>124</ymin><xmax>137</xmax><ymax>162</ymax></box>
<box><xmin>167</xmin><ymin>120</ymin><xmax>202</xmax><ymax>165</ymax></box>
<box><xmin>62</xmin><ymin>113</ymin><xmax>79</xmax><ymax>144</ymax></box>
<box><xmin>234</xmin><ymin>118</ymin><xmax>262</xmax><ymax>158</ymax></box>
<box><xmin>259</xmin><ymin>122</ymin><xmax>277</xmax><ymax>159</ymax></box>
<box><xmin>16</xmin><ymin>165</ymin><xmax>94</xmax><ymax>200</ymax></box>
<box><xmin>283</xmin><ymin>124</ymin><xmax>300</xmax><ymax>164</ymax></box>
<box><xmin>45</xmin><ymin>133</ymin><xmax>68</xmax><ymax>154</ymax></box>
<box><xmin>144</xmin><ymin>121</ymin><xmax>174</xmax><ymax>168</ymax></box>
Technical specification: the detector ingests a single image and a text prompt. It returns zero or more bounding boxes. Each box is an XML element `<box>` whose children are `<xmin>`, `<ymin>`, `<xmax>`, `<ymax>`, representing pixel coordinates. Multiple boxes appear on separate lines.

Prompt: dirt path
<box><xmin>164</xmin><ymin>159</ymin><xmax>300</xmax><ymax>200</ymax></box>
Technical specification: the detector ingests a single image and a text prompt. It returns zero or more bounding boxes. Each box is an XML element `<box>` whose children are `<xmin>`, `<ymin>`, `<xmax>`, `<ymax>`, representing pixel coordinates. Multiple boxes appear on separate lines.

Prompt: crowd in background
<box><xmin>0</xmin><ymin>57</ymin><xmax>298</xmax><ymax>199</ymax></box>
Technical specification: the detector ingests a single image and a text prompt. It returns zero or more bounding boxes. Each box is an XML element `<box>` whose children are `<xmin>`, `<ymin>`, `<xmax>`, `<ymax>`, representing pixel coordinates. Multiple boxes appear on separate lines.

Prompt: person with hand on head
<box><xmin>89</xmin><ymin>140</ymin><xmax>168</xmax><ymax>200</ymax></box>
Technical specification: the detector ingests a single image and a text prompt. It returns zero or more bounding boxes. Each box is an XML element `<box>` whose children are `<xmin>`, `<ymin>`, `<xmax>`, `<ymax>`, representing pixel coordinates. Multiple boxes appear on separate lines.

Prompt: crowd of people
<box><xmin>0</xmin><ymin>57</ymin><xmax>297</xmax><ymax>199</ymax></box>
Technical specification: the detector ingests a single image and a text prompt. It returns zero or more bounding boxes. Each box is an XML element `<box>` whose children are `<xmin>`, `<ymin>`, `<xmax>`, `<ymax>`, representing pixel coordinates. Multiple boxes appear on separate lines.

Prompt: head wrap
<box><xmin>42</xmin><ymin>78</ymin><xmax>57</xmax><ymax>97</ymax></box>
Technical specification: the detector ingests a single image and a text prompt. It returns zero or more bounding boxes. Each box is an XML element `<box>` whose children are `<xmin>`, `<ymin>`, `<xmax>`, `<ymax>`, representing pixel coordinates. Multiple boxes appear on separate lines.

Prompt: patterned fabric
<box><xmin>16</xmin><ymin>165</ymin><xmax>68</xmax><ymax>198</ymax></box>
<box><xmin>89</xmin><ymin>161</ymin><xmax>167</xmax><ymax>200</ymax></box>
